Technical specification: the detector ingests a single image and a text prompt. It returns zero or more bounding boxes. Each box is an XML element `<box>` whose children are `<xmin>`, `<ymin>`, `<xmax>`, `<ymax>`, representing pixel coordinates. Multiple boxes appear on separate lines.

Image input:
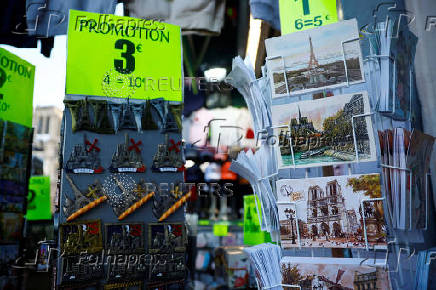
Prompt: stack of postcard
<box><xmin>277</xmin><ymin>174</ymin><xmax>387</xmax><ymax>249</ymax></box>
<box><xmin>281</xmin><ymin>257</ymin><xmax>391</xmax><ymax>290</ymax></box>
<box><xmin>378</xmin><ymin>128</ymin><xmax>434</xmax><ymax>230</ymax></box>
<box><xmin>370</xmin><ymin>20</ymin><xmax>418</xmax><ymax>120</ymax></box>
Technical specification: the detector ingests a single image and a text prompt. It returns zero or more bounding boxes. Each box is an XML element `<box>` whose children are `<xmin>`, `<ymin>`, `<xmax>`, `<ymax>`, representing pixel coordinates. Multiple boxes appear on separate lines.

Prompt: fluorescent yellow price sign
<box><xmin>279</xmin><ymin>0</ymin><xmax>338</xmax><ymax>35</ymax></box>
<box><xmin>0</xmin><ymin>48</ymin><xmax>34</xmax><ymax>127</ymax></box>
<box><xmin>66</xmin><ymin>10</ymin><xmax>182</xmax><ymax>101</ymax></box>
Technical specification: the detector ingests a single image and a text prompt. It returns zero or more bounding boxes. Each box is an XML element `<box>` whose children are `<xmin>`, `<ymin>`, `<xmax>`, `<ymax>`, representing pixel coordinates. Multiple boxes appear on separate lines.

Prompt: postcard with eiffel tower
<box><xmin>265</xmin><ymin>19</ymin><xmax>364</xmax><ymax>98</ymax></box>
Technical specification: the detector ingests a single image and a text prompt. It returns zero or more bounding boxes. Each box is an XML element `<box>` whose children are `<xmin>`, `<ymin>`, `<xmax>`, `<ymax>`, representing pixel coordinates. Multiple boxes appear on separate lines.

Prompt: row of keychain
<box><xmin>64</xmin><ymin>98</ymin><xmax>182</xmax><ymax>134</ymax></box>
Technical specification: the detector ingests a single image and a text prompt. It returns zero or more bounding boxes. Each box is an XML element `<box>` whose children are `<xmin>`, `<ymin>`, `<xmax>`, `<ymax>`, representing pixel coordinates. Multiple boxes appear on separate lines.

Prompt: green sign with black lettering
<box><xmin>243</xmin><ymin>195</ymin><xmax>271</xmax><ymax>245</ymax></box>
<box><xmin>66</xmin><ymin>10</ymin><xmax>182</xmax><ymax>101</ymax></box>
<box><xmin>26</xmin><ymin>176</ymin><xmax>51</xmax><ymax>220</ymax></box>
<box><xmin>279</xmin><ymin>0</ymin><xmax>338</xmax><ymax>35</ymax></box>
<box><xmin>0</xmin><ymin>48</ymin><xmax>35</xmax><ymax>127</ymax></box>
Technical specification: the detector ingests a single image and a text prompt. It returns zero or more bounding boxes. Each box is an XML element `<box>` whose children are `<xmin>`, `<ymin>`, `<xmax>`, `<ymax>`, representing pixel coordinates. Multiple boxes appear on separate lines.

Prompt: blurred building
<box><xmin>32</xmin><ymin>106</ymin><xmax>62</xmax><ymax>212</ymax></box>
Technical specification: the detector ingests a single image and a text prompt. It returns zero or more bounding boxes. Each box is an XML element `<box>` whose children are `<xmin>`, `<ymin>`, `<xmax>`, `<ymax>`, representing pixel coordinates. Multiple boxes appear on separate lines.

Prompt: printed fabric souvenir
<box><xmin>65</xmin><ymin>135</ymin><xmax>104</xmax><ymax>174</ymax></box>
<box><xmin>63</xmin><ymin>174</ymin><xmax>107</xmax><ymax>222</ymax></box>
<box><xmin>109</xmin><ymin>133</ymin><xmax>146</xmax><ymax>173</ymax></box>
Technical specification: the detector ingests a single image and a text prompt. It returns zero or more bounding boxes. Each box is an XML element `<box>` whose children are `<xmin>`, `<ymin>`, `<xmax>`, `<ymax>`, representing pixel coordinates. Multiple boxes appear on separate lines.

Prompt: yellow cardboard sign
<box><xmin>279</xmin><ymin>0</ymin><xmax>338</xmax><ymax>35</ymax></box>
<box><xmin>0</xmin><ymin>48</ymin><xmax>35</xmax><ymax>127</ymax></box>
<box><xmin>66</xmin><ymin>10</ymin><xmax>182</xmax><ymax>101</ymax></box>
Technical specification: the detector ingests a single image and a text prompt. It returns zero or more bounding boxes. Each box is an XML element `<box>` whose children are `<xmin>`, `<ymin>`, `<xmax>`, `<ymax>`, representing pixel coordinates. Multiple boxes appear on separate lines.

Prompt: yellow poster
<box><xmin>66</xmin><ymin>10</ymin><xmax>182</xmax><ymax>101</ymax></box>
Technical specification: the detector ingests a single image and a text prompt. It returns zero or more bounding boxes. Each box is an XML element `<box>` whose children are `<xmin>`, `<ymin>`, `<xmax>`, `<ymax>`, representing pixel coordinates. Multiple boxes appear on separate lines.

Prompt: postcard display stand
<box><xmin>248</xmin><ymin>13</ymin><xmax>435</xmax><ymax>290</ymax></box>
<box><xmin>56</xmin><ymin>15</ymin><xmax>187</xmax><ymax>290</ymax></box>
<box><xmin>0</xmin><ymin>120</ymin><xmax>33</xmax><ymax>288</ymax></box>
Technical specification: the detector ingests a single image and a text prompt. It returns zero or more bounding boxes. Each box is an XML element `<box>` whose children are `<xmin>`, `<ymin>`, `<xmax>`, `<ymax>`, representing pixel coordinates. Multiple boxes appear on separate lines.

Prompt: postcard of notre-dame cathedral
<box><xmin>276</xmin><ymin>174</ymin><xmax>386</xmax><ymax>249</ymax></box>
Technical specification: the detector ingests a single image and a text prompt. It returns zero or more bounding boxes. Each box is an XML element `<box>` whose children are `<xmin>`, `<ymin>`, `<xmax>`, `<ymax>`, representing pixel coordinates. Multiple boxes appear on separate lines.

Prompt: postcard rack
<box><xmin>241</xmin><ymin>16</ymin><xmax>434</xmax><ymax>290</ymax></box>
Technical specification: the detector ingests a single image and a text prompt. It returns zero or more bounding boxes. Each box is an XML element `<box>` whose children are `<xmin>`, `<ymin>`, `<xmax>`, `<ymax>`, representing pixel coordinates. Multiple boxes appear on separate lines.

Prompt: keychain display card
<box><xmin>281</xmin><ymin>257</ymin><xmax>391</xmax><ymax>289</ymax></box>
<box><xmin>272</xmin><ymin>91</ymin><xmax>377</xmax><ymax>168</ymax></box>
<box><xmin>277</xmin><ymin>173</ymin><xmax>386</xmax><ymax>249</ymax></box>
<box><xmin>266</xmin><ymin>19</ymin><xmax>364</xmax><ymax>98</ymax></box>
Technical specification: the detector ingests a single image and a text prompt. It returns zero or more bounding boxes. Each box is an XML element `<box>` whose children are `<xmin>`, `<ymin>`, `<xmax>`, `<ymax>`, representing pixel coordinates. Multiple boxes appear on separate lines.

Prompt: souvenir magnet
<box><xmin>119</xmin><ymin>100</ymin><xmax>137</xmax><ymax>131</ymax></box>
<box><xmin>169</xmin><ymin>103</ymin><xmax>183</xmax><ymax>132</ymax></box>
<box><xmin>161</xmin><ymin>101</ymin><xmax>179</xmax><ymax>133</ymax></box>
<box><xmin>104</xmin><ymin>281</ymin><xmax>143</xmax><ymax>289</ymax></box>
<box><xmin>148</xmin><ymin>254</ymin><xmax>186</xmax><ymax>282</ymax></box>
<box><xmin>158</xmin><ymin>191</ymin><xmax>192</xmax><ymax>222</ymax></box>
<box><xmin>150</xmin><ymin>99</ymin><xmax>165</xmax><ymax>128</ymax></box>
<box><xmin>64</xmin><ymin>99</ymin><xmax>91</xmax><ymax>133</ymax></box>
<box><xmin>143</xmin><ymin>100</ymin><xmax>158</xmax><ymax>130</ymax></box>
<box><xmin>59</xmin><ymin>220</ymin><xmax>103</xmax><ymax>255</ymax></box>
<box><xmin>105</xmin><ymin>223</ymin><xmax>144</xmax><ymax>254</ymax></box>
<box><xmin>148</xmin><ymin>223</ymin><xmax>187</xmax><ymax>254</ymax></box>
<box><xmin>109</xmin><ymin>103</ymin><xmax>122</xmax><ymax>133</ymax></box>
<box><xmin>89</xmin><ymin>99</ymin><xmax>114</xmax><ymax>134</ymax></box>
<box><xmin>60</xmin><ymin>255</ymin><xmax>103</xmax><ymax>284</ymax></box>
<box><xmin>151</xmin><ymin>134</ymin><xmax>184</xmax><ymax>172</ymax></box>
<box><xmin>110</xmin><ymin>133</ymin><xmax>146</xmax><ymax>173</ymax></box>
<box><xmin>103</xmin><ymin>174</ymin><xmax>153</xmax><ymax>219</ymax></box>
<box><xmin>106</xmin><ymin>257</ymin><xmax>147</xmax><ymax>282</ymax></box>
<box><xmin>131</xmin><ymin>104</ymin><xmax>144</xmax><ymax>132</ymax></box>
<box><xmin>63</xmin><ymin>174</ymin><xmax>106</xmax><ymax>221</ymax></box>
<box><xmin>152</xmin><ymin>193</ymin><xmax>175</xmax><ymax>220</ymax></box>
<box><xmin>65</xmin><ymin>135</ymin><xmax>104</xmax><ymax>174</ymax></box>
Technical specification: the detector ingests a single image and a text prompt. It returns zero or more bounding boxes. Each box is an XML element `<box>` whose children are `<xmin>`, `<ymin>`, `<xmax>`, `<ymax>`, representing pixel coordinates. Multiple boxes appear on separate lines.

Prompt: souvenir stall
<box><xmin>54</xmin><ymin>10</ymin><xmax>187</xmax><ymax>289</ymax></box>
<box><xmin>1</xmin><ymin>0</ymin><xmax>436</xmax><ymax>289</ymax></box>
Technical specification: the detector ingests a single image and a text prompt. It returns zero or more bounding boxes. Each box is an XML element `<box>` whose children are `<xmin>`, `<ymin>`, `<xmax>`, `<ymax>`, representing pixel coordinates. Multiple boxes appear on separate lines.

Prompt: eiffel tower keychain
<box><xmin>89</xmin><ymin>99</ymin><xmax>114</xmax><ymax>134</ymax></box>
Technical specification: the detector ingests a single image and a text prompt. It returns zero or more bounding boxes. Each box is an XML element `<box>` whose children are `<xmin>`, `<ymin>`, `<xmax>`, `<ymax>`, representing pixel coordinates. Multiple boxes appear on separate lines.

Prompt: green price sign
<box><xmin>243</xmin><ymin>195</ymin><xmax>271</xmax><ymax>245</ymax></box>
<box><xmin>279</xmin><ymin>0</ymin><xmax>338</xmax><ymax>35</ymax></box>
<box><xmin>26</xmin><ymin>176</ymin><xmax>52</xmax><ymax>221</ymax></box>
<box><xmin>66</xmin><ymin>10</ymin><xmax>182</xmax><ymax>101</ymax></box>
<box><xmin>0</xmin><ymin>48</ymin><xmax>35</xmax><ymax>127</ymax></box>
<box><xmin>213</xmin><ymin>223</ymin><xmax>228</xmax><ymax>237</ymax></box>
